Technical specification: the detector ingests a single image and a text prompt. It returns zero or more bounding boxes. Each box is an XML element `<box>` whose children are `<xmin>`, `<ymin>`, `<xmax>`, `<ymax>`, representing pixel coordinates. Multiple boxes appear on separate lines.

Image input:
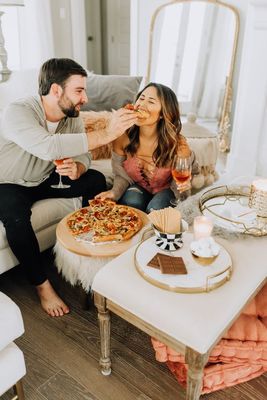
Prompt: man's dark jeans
<box><xmin>0</xmin><ymin>169</ymin><xmax>106</xmax><ymax>285</ymax></box>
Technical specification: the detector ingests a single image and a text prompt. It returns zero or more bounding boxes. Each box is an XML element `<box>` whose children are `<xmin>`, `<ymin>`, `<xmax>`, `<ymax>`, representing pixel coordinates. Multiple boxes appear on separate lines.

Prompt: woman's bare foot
<box><xmin>36</xmin><ymin>280</ymin><xmax>70</xmax><ymax>317</ymax></box>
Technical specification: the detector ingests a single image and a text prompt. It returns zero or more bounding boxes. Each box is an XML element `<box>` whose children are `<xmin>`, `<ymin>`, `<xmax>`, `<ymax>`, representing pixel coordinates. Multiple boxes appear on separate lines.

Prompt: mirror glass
<box><xmin>147</xmin><ymin>1</ymin><xmax>238</xmax><ymax>136</ymax></box>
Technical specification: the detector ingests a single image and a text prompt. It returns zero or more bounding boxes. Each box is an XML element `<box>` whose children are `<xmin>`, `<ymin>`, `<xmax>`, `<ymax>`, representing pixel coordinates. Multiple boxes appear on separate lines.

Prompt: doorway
<box><xmin>85</xmin><ymin>0</ymin><xmax>130</xmax><ymax>75</ymax></box>
<box><xmin>85</xmin><ymin>0</ymin><xmax>102</xmax><ymax>73</ymax></box>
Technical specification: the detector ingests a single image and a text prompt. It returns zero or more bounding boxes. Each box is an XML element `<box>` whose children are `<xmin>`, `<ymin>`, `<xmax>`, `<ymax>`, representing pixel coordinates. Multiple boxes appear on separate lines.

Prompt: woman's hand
<box><xmin>176</xmin><ymin>179</ymin><xmax>191</xmax><ymax>193</ymax></box>
<box><xmin>95</xmin><ymin>190</ymin><xmax>115</xmax><ymax>200</ymax></box>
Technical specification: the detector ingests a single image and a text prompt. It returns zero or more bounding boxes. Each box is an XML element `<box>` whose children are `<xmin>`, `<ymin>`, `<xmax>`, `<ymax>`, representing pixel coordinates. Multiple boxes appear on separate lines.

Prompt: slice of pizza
<box><xmin>124</xmin><ymin>103</ymin><xmax>150</xmax><ymax>119</ymax></box>
<box><xmin>92</xmin><ymin>205</ymin><xmax>143</xmax><ymax>242</ymax></box>
<box><xmin>89</xmin><ymin>198</ymin><xmax>116</xmax><ymax>211</ymax></box>
<box><xmin>67</xmin><ymin>207</ymin><xmax>94</xmax><ymax>235</ymax></box>
<box><xmin>88</xmin><ymin>199</ymin><xmax>117</xmax><ymax>222</ymax></box>
<box><xmin>92</xmin><ymin>220</ymin><xmax>124</xmax><ymax>243</ymax></box>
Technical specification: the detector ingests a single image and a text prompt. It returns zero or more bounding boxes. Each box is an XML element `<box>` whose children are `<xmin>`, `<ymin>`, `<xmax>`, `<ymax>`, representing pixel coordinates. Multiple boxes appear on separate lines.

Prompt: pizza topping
<box><xmin>66</xmin><ymin>199</ymin><xmax>142</xmax><ymax>243</ymax></box>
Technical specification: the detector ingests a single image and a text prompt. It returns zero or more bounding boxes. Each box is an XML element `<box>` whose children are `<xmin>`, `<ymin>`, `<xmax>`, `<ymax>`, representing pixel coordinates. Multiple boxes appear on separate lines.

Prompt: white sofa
<box><xmin>0</xmin><ymin>291</ymin><xmax>26</xmax><ymax>399</ymax></box>
<box><xmin>0</xmin><ymin>198</ymin><xmax>80</xmax><ymax>275</ymax></box>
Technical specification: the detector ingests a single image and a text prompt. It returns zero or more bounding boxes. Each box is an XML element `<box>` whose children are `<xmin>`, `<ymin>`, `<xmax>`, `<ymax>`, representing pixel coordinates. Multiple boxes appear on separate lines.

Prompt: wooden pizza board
<box><xmin>56</xmin><ymin>206</ymin><xmax>149</xmax><ymax>257</ymax></box>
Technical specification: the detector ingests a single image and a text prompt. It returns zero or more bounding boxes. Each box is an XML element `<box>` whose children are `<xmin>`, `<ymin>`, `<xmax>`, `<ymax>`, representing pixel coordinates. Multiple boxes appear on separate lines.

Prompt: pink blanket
<box><xmin>152</xmin><ymin>284</ymin><xmax>267</xmax><ymax>394</ymax></box>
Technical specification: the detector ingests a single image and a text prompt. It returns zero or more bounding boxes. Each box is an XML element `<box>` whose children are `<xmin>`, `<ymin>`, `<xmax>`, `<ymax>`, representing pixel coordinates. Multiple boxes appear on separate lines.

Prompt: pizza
<box><xmin>124</xmin><ymin>103</ymin><xmax>150</xmax><ymax>119</ymax></box>
<box><xmin>66</xmin><ymin>199</ymin><xmax>143</xmax><ymax>243</ymax></box>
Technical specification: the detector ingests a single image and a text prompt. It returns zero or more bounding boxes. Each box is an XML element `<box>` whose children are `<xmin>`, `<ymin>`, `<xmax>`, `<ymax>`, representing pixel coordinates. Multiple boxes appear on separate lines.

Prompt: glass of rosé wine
<box><xmin>170</xmin><ymin>156</ymin><xmax>192</xmax><ymax>207</ymax></box>
<box><xmin>51</xmin><ymin>159</ymin><xmax>71</xmax><ymax>189</ymax></box>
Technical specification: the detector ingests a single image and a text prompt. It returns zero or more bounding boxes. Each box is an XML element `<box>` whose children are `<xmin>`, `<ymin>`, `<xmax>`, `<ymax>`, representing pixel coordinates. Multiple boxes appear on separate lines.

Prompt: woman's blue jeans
<box><xmin>119</xmin><ymin>184</ymin><xmax>175</xmax><ymax>213</ymax></box>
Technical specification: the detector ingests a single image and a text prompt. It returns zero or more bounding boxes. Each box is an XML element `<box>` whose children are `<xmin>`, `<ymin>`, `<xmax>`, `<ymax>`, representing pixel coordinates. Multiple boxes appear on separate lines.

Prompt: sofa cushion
<box><xmin>90</xmin><ymin>144</ymin><xmax>112</xmax><ymax>160</ymax></box>
<box><xmin>81</xmin><ymin>72</ymin><xmax>143</xmax><ymax>112</ymax></box>
<box><xmin>90</xmin><ymin>159</ymin><xmax>113</xmax><ymax>188</ymax></box>
<box><xmin>80</xmin><ymin>111</ymin><xmax>112</xmax><ymax>160</ymax></box>
<box><xmin>0</xmin><ymin>342</ymin><xmax>26</xmax><ymax>396</ymax></box>
<box><xmin>0</xmin><ymin>292</ymin><xmax>24</xmax><ymax>351</ymax></box>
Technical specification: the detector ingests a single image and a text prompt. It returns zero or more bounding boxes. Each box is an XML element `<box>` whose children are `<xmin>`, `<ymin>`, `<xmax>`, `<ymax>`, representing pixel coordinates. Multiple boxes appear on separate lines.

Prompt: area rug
<box><xmin>53</xmin><ymin>241</ymin><xmax>114</xmax><ymax>293</ymax></box>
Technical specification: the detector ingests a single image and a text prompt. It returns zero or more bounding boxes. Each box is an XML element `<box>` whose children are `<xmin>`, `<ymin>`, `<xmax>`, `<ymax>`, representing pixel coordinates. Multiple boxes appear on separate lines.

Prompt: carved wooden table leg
<box><xmin>13</xmin><ymin>379</ymin><xmax>25</xmax><ymax>400</ymax></box>
<box><xmin>94</xmin><ymin>292</ymin><xmax>111</xmax><ymax>376</ymax></box>
<box><xmin>185</xmin><ymin>347</ymin><xmax>209</xmax><ymax>400</ymax></box>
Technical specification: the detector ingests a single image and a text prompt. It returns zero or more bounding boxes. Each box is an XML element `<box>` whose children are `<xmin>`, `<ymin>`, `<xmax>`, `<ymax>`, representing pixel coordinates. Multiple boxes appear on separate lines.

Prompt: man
<box><xmin>0</xmin><ymin>58</ymin><xmax>137</xmax><ymax>317</ymax></box>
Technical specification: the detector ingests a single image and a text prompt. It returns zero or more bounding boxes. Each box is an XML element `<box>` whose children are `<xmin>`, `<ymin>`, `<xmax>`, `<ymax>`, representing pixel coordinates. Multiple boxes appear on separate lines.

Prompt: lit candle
<box><xmin>193</xmin><ymin>216</ymin><xmax>213</xmax><ymax>240</ymax></box>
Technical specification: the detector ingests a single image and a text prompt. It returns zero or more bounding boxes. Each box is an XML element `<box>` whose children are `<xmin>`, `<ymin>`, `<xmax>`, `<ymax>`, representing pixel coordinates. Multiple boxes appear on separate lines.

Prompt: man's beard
<box><xmin>58</xmin><ymin>94</ymin><xmax>81</xmax><ymax>118</ymax></box>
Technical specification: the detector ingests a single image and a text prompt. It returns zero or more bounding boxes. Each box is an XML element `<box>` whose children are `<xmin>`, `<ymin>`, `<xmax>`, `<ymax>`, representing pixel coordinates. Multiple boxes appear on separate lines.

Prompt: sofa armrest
<box><xmin>0</xmin><ymin>292</ymin><xmax>24</xmax><ymax>351</ymax></box>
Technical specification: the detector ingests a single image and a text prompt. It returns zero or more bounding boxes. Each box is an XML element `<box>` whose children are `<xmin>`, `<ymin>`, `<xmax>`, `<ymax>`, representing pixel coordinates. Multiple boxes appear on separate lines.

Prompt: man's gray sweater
<box><xmin>0</xmin><ymin>96</ymin><xmax>91</xmax><ymax>186</ymax></box>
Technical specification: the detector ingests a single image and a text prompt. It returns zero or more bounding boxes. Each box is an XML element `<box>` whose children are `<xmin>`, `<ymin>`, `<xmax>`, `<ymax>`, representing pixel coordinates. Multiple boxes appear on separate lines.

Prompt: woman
<box><xmin>96</xmin><ymin>82</ymin><xmax>197</xmax><ymax>212</ymax></box>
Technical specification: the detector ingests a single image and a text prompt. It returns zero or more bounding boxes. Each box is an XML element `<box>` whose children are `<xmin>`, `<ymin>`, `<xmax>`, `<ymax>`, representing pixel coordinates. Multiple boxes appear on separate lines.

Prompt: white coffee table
<box><xmin>92</xmin><ymin>235</ymin><xmax>267</xmax><ymax>400</ymax></box>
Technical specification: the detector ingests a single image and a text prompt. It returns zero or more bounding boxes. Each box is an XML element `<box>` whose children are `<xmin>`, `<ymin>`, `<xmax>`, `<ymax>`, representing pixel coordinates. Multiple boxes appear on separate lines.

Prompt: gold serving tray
<box><xmin>199</xmin><ymin>185</ymin><xmax>267</xmax><ymax>236</ymax></box>
<box><xmin>134</xmin><ymin>231</ymin><xmax>232</xmax><ymax>293</ymax></box>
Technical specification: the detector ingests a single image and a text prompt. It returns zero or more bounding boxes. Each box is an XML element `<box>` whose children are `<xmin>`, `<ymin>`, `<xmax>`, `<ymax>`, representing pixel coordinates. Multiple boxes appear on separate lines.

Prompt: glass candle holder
<box><xmin>249</xmin><ymin>179</ymin><xmax>267</xmax><ymax>218</ymax></box>
<box><xmin>193</xmin><ymin>216</ymin><xmax>213</xmax><ymax>240</ymax></box>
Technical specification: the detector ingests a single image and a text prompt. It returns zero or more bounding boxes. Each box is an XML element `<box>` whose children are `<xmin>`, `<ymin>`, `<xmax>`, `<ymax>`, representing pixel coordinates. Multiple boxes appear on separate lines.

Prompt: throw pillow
<box><xmin>81</xmin><ymin>72</ymin><xmax>143</xmax><ymax>112</ymax></box>
<box><xmin>80</xmin><ymin>111</ymin><xmax>112</xmax><ymax>160</ymax></box>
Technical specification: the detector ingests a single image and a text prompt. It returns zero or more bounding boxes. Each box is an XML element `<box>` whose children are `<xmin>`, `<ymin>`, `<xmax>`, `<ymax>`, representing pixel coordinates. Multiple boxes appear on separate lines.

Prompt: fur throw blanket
<box><xmin>152</xmin><ymin>284</ymin><xmax>267</xmax><ymax>394</ymax></box>
<box><xmin>80</xmin><ymin>111</ymin><xmax>112</xmax><ymax>160</ymax></box>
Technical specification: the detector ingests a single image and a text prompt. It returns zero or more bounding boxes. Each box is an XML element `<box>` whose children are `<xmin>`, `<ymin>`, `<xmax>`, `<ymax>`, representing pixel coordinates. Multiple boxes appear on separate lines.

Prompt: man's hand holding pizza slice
<box><xmin>124</xmin><ymin>103</ymin><xmax>150</xmax><ymax>119</ymax></box>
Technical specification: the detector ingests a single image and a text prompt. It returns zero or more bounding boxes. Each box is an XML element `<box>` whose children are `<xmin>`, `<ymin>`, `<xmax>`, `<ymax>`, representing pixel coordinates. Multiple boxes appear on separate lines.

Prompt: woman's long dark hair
<box><xmin>124</xmin><ymin>82</ymin><xmax>182</xmax><ymax>168</ymax></box>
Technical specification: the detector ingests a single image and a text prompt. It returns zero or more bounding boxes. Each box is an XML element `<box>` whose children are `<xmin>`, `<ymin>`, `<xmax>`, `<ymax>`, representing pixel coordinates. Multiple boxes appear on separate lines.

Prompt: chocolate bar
<box><xmin>157</xmin><ymin>254</ymin><xmax>187</xmax><ymax>275</ymax></box>
<box><xmin>147</xmin><ymin>253</ymin><xmax>161</xmax><ymax>269</ymax></box>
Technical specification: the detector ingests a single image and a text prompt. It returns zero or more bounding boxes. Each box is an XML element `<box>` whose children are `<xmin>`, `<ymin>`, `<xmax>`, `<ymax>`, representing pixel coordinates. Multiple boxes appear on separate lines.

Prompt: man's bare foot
<box><xmin>36</xmin><ymin>280</ymin><xmax>70</xmax><ymax>317</ymax></box>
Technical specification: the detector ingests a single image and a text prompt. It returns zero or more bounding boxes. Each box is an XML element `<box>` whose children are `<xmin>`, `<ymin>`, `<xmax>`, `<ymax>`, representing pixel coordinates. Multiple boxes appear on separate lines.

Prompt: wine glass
<box><xmin>51</xmin><ymin>159</ymin><xmax>71</xmax><ymax>189</ymax></box>
<box><xmin>170</xmin><ymin>156</ymin><xmax>192</xmax><ymax>207</ymax></box>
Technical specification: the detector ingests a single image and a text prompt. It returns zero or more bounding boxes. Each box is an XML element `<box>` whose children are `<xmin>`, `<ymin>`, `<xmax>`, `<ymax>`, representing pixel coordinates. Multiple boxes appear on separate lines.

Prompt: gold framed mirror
<box><xmin>145</xmin><ymin>0</ymin><xmax>239</xmax><ymax>152</ymax></box>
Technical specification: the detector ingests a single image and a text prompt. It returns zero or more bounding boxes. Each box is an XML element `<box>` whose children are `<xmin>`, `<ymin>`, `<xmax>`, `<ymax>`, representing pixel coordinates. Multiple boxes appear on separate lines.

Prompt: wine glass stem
<box><xmin>58</xmin><ymin>175</ymin><xmax>63</xmax><ymax>188</ymax></box>
<box><xmin>175</xmin><ymin>190</ymin><xmax>181</xmax><ymax>205</ymax></box>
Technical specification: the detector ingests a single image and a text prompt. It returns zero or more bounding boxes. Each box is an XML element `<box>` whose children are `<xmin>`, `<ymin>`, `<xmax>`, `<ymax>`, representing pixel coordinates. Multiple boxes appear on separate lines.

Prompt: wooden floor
<box><xmin>0</xmin><ymin>249</ymin><xmax>266</xmax><ymax>400</ymax></box>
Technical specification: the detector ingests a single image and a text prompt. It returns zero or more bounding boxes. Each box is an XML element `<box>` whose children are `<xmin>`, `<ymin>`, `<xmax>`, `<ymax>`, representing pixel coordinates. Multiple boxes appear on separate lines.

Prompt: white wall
<box><xmin>50</xmin><ymin>0</ymin><xmax>87</xmax><ymax>67</ymax></box>
<box><xmin>227</xmin><ymin>0</ymin><xmax>267</xmax><ymax>177</ymax></box>
<box><xmin>50</xmin><ymin>0</ymin><xmax>73</xmax><ymax>58</ymax></box>
<box><xmin>225</xmin><ymin>0</ymin><xmax>249</xmax><ymax>120</ymax></box>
